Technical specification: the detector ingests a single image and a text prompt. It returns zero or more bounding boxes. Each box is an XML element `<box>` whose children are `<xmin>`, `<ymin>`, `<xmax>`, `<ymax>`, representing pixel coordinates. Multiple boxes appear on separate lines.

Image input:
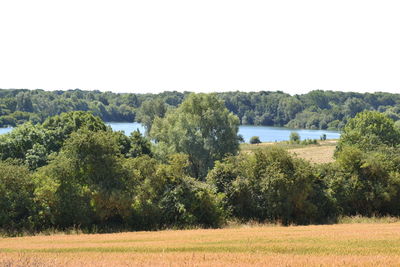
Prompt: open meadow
<box><xmin>240</xmin><ymin>140</ymin><xmax>337</xmax><ymax>164</ymax></box>
<box><xmin>1</xmin><ymin>222</ymin><xmax>400</xmax><ymax>266</ymax></box>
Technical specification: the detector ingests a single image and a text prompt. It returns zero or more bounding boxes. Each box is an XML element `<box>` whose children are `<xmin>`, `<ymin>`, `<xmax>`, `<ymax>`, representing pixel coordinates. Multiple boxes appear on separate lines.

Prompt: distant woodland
<box><xmin>1</xmin><ymin>89</ymin><xmax>400</xmax><ymax>129</ymax></box>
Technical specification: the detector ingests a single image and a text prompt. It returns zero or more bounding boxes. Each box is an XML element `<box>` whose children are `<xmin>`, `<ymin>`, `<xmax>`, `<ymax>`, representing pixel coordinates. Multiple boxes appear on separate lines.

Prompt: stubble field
<box><xmin>1</xmin><ymin>223</ymin><xmax>400</xmax><ymax>266</ymax></box>
<box><xmin>241</xmin><ymin>140</ymin><xmax>337</xmax><ymax>164</ymax></box>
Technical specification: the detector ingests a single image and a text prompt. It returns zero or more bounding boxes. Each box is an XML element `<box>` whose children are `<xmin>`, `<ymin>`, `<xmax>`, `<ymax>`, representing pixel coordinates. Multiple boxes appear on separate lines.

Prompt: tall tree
<box><xmin>136</xmin><ymin>98</ymin><xmax>167</xmax><ymax>133</ymax></box>
<box><xmin>150</xmin><ymin>93</ymin><xmax>240</xmax><ymax>179</ymax></box>
<box><xmin>337</xmin><ymin>111</ymin><xmax>400</xmax><ymax>152</ymax></box>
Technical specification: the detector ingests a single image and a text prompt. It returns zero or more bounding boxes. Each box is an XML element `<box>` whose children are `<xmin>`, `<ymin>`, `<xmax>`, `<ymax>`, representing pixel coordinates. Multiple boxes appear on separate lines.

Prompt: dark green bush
<box><xmin>249</xmin><ymin>136</ymin><xmax>261</xmax><ymax>144</ymax></box>
<box><xmin>207</xmin><ymin>147</ymin><xmax>336</xmax><ymax>225</ymax></box>
<box><xmin>0</xmin><ymin>161</ymin><xmax>36</xmax><ymax>234</ymax></box>
<box><xmin>289</xmin><ymin>132</ymin><xmax>300</xmax><ymax>143</ymax></box>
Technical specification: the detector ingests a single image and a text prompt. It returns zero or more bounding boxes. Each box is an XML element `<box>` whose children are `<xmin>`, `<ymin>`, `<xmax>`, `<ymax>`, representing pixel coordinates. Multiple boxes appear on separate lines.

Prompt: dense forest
<box><xmin>1</xmin><ymin>89</ymin><xmax>400</xmax><ymax>130</ymax></box>
<box><xmin>1</xmin><ymin>93</ymin><xmax>400</xmax><ymax>235</ymax></box>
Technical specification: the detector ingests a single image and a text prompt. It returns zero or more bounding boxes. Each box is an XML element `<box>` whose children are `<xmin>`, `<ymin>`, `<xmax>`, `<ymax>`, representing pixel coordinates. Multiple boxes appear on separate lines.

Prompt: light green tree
<box><xmin>150</xmin><ymin>93</ymin><xmax>240</xmax><ymax>179</ymax></box>
<box><xmin>136</xmin><ymin>98</ymin><xmax>167</xmax><ymax>134</ymax></box>
<box><xmin>337</xmin><ymin>111</ymin><xmax>400</xmax><ymax>152</ymax></box>
<box><xmin>289</xmin><ymin>132</ymin><xmax>300</xmax><ymax>143</ymax></box>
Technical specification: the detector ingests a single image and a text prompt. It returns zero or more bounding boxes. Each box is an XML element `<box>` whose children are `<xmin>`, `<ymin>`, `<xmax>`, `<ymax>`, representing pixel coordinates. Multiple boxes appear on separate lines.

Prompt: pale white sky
<box><xmin>1</xmin><ymin>0</ymin><xmax>400</xmax><ymax>94</ymax></box>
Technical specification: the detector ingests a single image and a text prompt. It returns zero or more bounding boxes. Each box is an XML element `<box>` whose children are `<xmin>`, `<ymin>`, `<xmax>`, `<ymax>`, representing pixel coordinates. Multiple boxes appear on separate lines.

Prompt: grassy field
<box><xmin>240</xmin><ymin>140</ymin><xmax>337</xmax><ymax>164</ymax></box>
<box><xmin>1</xmin><ymin>223</ymin><xmax>400</xmax><ymax>266</ymax></box>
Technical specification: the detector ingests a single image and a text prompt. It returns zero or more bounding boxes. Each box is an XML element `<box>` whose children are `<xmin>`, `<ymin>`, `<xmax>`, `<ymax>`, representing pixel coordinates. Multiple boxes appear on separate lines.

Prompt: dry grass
<box><xmin>1</xmin><ymin>223</ymin><xmax>400</xmax><ymax>266</ymax></box>
<box><xmin>241</xmin><ymin>140</ymin><xmax>337</xmax><ymax>164</ymax></box>
<box><xmin>288</xmin><ymin>145</ymin><xmax>336</xmax><ymax>164</ymax></box>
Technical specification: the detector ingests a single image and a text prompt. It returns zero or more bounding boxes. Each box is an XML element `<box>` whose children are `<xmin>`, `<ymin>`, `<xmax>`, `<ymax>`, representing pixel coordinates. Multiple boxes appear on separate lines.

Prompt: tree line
<box><xmin>1</xmin><ymin>93</ymin><xmax>400</xmax><ymax>236</ymax></box>
<box><xmin>1</xmin><ymin>89</ymin><xmax>400</xmax><ymax>130</ymax></box>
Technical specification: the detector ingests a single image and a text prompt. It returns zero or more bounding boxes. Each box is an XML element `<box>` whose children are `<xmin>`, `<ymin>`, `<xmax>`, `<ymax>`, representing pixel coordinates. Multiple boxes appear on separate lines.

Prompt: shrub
<box><xmin>289</xmin><ymin>132</ymin><xmax>300</xmax><ymax>143</ymax></box>
<box><xmin>326</xmin><ymin>146</ymin><xmax>400</xmax><ymax>216</ymax></box>
<box><xmin>207</xmin><ymin>147</ymin><xmax>336</xmax><ymax>224</ymax></box>
<box><xmin>300</xmin><ymin>139</ymin><xmax>318</xmax><ymax>145</ymax></box>
<box><xmin>0</xmin><ymin>161</ymin><xmax>36</xmax><ymax>234</ymax></box>
<box><xmin>337</xmin><ymin>111</ymin><xmax>400</xmax><ymax>153</ymax></box>
<box><xmin>249</xmin><ymin>136</ymin><xmax>261</xmax><ymax>144</ymax></box>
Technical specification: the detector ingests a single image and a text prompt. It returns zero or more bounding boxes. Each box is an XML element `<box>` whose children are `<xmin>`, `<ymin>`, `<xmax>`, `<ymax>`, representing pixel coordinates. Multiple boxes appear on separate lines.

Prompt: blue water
<box><xmin>106</xmin><ymin>122</ymin><xmax>146</xmax><ymax>135</ymax></box>
<box><xmin>237</xmin><ymin>125</ymin><xmax>340</xmax><ymax>143</ymax></box>
<box><xmin>0</xmin><ymin>122</ymin><xmax>340</xmax><ymax>142</ymax></box>
<box><xmin>0</xmin><ymin>127</ymin><xmax>12</xmax><ymax>135</ymax></box>
<box><xmin>106</xmin><ymin>122</ymin><xmax>340</xmax><ymax>142</ymax></box>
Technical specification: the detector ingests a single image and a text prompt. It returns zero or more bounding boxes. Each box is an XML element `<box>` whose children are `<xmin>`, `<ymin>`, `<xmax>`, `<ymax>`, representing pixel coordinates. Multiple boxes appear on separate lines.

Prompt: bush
<box><xmin>300</xmin><ymin>139</ymin><xmax>318</xmax><ymax>145</ymax></box>
<box><xmin>337</xmin><ymin>111</ymin><xmax>400</xmax><ymax>153</ymax></box>
<box><xmin>207</xmin><ymin>147</ymin><xmax>336</xmax><ymax>224</ymax></box>
<box><xmin>325</xmin><ymin>146</ymin><xmax>400</xmax><ymax>216</ymax></box>
<box><xmin>249</xmin><ymin>136</ymin><xmax>261</xmax><ymax>144</ymax></box>
<box><xmin>0</xmin><ymin>161</ymin><xmax>36</xmax><ymax>234</ymax></box>
<box><xmin>129</xmin><ymin>154</ymin><xmax>226</xmax><ymax>230</ymax></box>
<box><xmin>159</xmin><ymin>177</ymin><xmax>225</xmax><ymax>228</ymax></box>
<box><xmin>289</xmin><ymin>132</ymin><xmax>300</xmax><ymax>143</ymax></box>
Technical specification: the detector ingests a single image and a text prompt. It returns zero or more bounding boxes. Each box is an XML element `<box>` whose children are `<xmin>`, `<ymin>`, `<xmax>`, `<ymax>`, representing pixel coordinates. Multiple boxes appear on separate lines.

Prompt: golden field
<box><xmin>241</xmin><ymin>140</ymin><xmax>337</xmax><ymax>164</ymax></box>
<box><xmin>288</xmin><ymin>144</ymin><xmax>336</xmax><ymax>164</ymax></box>
<box><xmin>1</xmin><ymin>223</ymin><xmax>400</xmax><ymax>266</ymax></box>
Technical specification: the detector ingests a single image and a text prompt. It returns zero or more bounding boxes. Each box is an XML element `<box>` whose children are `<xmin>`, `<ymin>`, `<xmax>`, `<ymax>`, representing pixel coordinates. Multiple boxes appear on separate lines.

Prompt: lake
<box><xmin>0</xmin><ymin>127</ymin><xmax>13</xmax><ymax>135</ymax></box>
<box><xmin>0</xmin><ymin>122</ymin><xmax>340</xmax><ymax>142</ymax></box>
<box><xmin>107</xmin><ymin>122</ymin><xmax>340</xmax><ymax>142</ymax></box>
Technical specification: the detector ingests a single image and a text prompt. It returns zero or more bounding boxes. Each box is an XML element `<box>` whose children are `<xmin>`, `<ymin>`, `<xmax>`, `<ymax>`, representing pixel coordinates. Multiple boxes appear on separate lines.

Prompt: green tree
<box><xmin>337</xmin><ymin>111</ymin><xmax>400</xmax><ymax>152</ymax></box>
<box><xmin>0</xmin><ymin>161</ymin><xmax>35</xmax><ymax>234</ymax></box>
<box><xmin>150</xmin><ymin>93</ymin><xmax>240</xmax><ymax>179</ymax></box>
<box><xmin>128</xmin><ymin>130</ymin><xmax>152</xmax><ymax>158</ymax></box>
<box><xmin>0</xmin><ymin>111</ymin><xmax>109</xmax><ymax>170</ymax></box>
<box><xmin>249</xmin><ymin>136</ymin><xmax>261</xmax><ymax>144</ymax></box>
<box><xmin>34</xmin><ymin>129</ymin><xmax>133</xmax><ymax>229</ymax></box>
<box><xmin>207</xmin><ymin>147</ymin><xmax>336</xmax><ymax>224</ymax></box>
<box><xmin>126</xmin><ymin>154</ymin><xmax>225</xmax><ymax>229</ymax></box>
<box><xmin>137</xmin><ymin>98</ymin><xmax>167</xmax><ymax>134</ymax></box>
<box><xmin>289</xmin><ymin>132</ymin><xmax>300</xmax><ymax>143</ymax></box>
<box><xmin>327</xmin><ymin>146</ymin><xmax>400</xmax><ymax>216</ymax></box>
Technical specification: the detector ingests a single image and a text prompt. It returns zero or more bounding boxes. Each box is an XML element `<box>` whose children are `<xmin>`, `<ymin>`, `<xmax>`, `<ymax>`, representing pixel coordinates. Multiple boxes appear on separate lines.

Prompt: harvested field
<box><xmin>1</xmin><ymin>223</ymin><xmax>400</xmax><ymax>266</ymax></box>
<box><xmin>241</xmin><ymin>140</ymin><xmax>337</xmax><ymax>164</ymax></box>
<box><xmin>289</xmin><ymin>145</ymin><xmax>336</xmax><ymax>164</ymax></box>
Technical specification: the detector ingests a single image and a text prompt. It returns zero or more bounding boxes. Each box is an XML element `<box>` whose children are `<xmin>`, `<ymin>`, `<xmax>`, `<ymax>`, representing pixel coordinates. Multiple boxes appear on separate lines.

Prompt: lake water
<box><xmin>0</xmin><ymin>122</ymin><xmax>340</xmax><ymax>142</ymax></box>
<box><xmin>0</xmin><ymin>127</ymin><xmax>13</xmax><ymax>135</ymax></box>
<box><xmin>106</xmin><ymin>122</ymin><xmax>340</xmax><ymax>142</ymax></box>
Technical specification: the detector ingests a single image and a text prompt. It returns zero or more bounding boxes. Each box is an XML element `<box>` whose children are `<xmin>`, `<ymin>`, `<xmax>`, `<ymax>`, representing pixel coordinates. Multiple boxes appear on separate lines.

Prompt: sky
<box><xmin>1</xmin><ymin>0</ymin><xmax>400</xmax><ymax>95</ymax></box>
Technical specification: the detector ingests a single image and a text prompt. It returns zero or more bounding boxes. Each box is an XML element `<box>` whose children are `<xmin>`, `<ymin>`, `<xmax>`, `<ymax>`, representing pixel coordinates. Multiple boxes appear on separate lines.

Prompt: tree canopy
<box><xmin>337</xmin><ymin>111</ymin><xmax>400</xmax><ymax>152</ymax></box>
<box><xmin>2</xmin><ymin>88</ymin><xmax>400</xmax><ymax>130</ymax></box>
<box><xmin>2</xmin><ymin>98</ymin><xmax>400</xmax><ymax>236</ymax></box>
<box><xmin>150</xmin><ymin>93</ymin><xmax>240</xmax><ymax>179</ymax></box>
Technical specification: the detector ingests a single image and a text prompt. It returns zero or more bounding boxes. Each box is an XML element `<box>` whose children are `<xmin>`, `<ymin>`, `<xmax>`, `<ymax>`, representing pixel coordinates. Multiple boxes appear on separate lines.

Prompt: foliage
<box><xmin>136</xmin><ymin>98</ymin><xmax>168</xmax><ymax>133</ymax></box>
<box><xmin>337</xmin><ymin>111</ymin><xmax>400</xmax><ymax>152</ymax></box>
<box><xmin>207</xmin><ymin>147</ymin><xmax>336</xmax><ymax>225</ymax></box>
<box><xmin>125</xmin><ymin>154</ymin><xmax>226</xmax><ymax>229</ymax></box>
<box><xmin>0</xmin><ymin>111</ymin><xmax>109</xmax><ymax>170</ymax></box>
<box><xmin>322</xmin><ymin>147</ymin><xmax>400</xmax><ymax>216</ymax></box>
<box><xmin>249</xmin><ymin>136</ymin><xmax>261</xmax><ymax>144</ymax></box>
<box><xmin>289</xmin><ymin>132</ymin><xmax>300</xmax><ymax>143</ymax></box>
<box><xmin>0</xmin><ymin>112</ymin><xmax>226</xmax><ymax>233</ymax></box>
<box><xmin>2</xmin><ymin>89</ymin><xmax>400</xmax><ymax>130</ymax></box>
<box><xmin>2</xmin><ymin>108</ymin><xmax>400</xmax><ymax>235</ymax></box>
<box><xmin>300</xmin><ymin>139</ymin><xmax>318</xmax><ymax>145</ymax></box>
<box><xmin>128</xmin><ymin>130</ymin><xmax>152</xmax><ymax>158</ymax></box>
<box><xmin>0</xmin><ymin>161</ymin><xmax>35</xmax><ymax>234</ymax></box>
<box><xmin>330</xmin><ymin>111</ymin><xmax>400</xmax><ymax>216</ymax></box>
<box><xmin>33</xmin><ymin>129</ymin><xmax>131</xmax><ymax>229</ymax></box>
<box><xmin>150</xmin><ymin>93</ymin><xmax>240</xmax><ymax>179</ymax></box>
